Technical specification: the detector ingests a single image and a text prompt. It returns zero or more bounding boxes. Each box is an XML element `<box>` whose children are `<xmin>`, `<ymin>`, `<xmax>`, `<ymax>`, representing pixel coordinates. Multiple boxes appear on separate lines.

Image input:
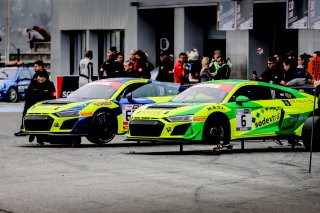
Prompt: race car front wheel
<box><xmin>87</xmin><ymin>110</ymin><xmax>116</xmax><ymax>144</ymax></box>
<box><xmin>203</xmin><ymin>116</ymin><xmax>230</xmax><ymax>145</ymax></box>
<box><xmin>302</xmin><ymin>116</ymin><xmax>320</xmax><ymax>151</ymax></box>
<box><xmin>7</xmin><ymin>88</ymin><xmax>18</xmax><ymax>103</ymax></box>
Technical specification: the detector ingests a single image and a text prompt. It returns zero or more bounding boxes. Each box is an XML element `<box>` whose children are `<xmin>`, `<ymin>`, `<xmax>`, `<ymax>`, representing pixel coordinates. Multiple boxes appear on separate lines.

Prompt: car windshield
<box><xmin>0</xmin><ymin>68</ymin><xmax>18</xmax><ymax>80</ymax></box>
<box><xmin>68</xmin><ymin>84</ymin><xmax>117</xmax><ymax>99</ymax></box>
<box><xmin>172</xmin><ymin>84</ymin><xmax>229</xmax><ymax>103</ymax></box>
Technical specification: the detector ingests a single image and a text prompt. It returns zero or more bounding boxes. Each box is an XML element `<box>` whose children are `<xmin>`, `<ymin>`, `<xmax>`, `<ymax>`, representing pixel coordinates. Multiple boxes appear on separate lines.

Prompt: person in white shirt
<box><xmin>78</xmin><ymin>50</ymin><xmax>93</xmax><ymax>87</ymax></box>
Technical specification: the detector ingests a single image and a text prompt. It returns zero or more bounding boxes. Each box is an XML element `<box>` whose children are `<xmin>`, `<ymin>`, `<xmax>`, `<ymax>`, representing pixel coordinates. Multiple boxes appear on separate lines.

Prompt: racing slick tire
<box><xmin>203</xmin><ymin>115</ymin><xmax>230</xmax><ymax>145</ymax></box>
<box><xmin>7</xmin><ymin>88</ymin><xmax>18</xmax><ymax>103</ymax></box>
<box><xmin>86</xmin><ymin>110</ymin><xmax>116</xmax><ymax>144</ymax></box>
<box><xmin>302</xmin><ymin>116</ymin><xmax>320</xmax><ymax>151</ymax></box>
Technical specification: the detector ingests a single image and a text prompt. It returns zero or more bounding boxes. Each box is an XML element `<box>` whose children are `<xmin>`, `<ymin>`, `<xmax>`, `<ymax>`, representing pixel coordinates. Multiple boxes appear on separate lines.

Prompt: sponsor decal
<box><xmin>288</xmin><ymin>99</ymin><xmax>313</xmax><ymax>104</ymax></box>
<box><xmin>194</xmin><ymin>84</ymin><xmax>234</xmax><ymax>92</ymax></box>
<box><xmin>253</xmin><ymin>113</ymin><xmax>280</xmax><ymax>128</ymax></box>
<box><xmin>166</xmin><ymin>127</ymin><xmax>172</xmax><ymax>132</ymax></box>
<box><xmin>207</xmin><ymin>105</ymin><xmax>225</xmax><ymax>111</ymax></box>
<box><xmin>93</xmin><ymin>101</ymin><xmax>112</xmax><ymax>106</ymax></box>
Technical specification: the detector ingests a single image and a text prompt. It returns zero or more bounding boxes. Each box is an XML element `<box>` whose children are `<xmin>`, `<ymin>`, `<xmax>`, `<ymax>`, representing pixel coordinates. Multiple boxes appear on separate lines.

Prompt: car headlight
<box><xmin>0</xmin><ymin>82</ymin><xmax>5</xmax><ymax>89</ymax></box>
<box><xmin>166</xmin><ymin>115</ymin><xmax>194</xmax><ymax>122</ymax></box>
<box><xmin>55</xmin><ymin>110</ymin><xmax>81</xmax><ymax>117</ymax></box>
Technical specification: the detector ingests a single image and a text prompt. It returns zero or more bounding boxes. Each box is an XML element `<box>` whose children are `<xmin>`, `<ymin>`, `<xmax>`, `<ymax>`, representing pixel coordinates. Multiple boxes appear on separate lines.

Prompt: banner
<box><xmin>56</xmin><ymin>76</ymin><xmax>79</xmax><ymax>98</ymax></box>
<box><xmin>217</xmin><ymin>0</ymin><xmax>253</xmax><ymax>31</ymax></box>
<box><xmin>286</xmin><ymin>0</ymin><xmax>308</xmax><ymax>29</ymax></box>
<box><xmin>217</xmin><ymin>1</ymin><xmax>237</xmax><ymax>31</ymax></box>
<box><xmin>237</xmin><ymin>0</ymin><xmax>253</xmax><ymax>30</ymax></box>
<box><xmin>309</xmin><ymin>0</ymin><xmax>320</xmax><ymax>29</ymax></box>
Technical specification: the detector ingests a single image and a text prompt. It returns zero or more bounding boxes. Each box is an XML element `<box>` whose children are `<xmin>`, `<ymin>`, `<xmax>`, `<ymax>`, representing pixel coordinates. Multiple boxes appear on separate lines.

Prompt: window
<box><xmin>229</xmin><ymin>85</ymin><xmax>272</xmax><ymax>102</ymax></box>
<box><xmin>19</xmin><ymin>69</ymin><xmax>32</xmax><ymax>80</ymax></box>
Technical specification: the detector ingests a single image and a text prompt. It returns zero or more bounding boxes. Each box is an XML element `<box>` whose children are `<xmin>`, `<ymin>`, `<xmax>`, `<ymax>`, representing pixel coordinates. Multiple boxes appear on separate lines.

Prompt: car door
<box><xmin>118</xmin><ymin>81</ymin><xmax>180</xmax><ymax>131</ymax></box>
<box><xmin>226</xmin><ymin>85</ymin><xmax>284</xmax><ymax>139</ymax></box>
<box><xmin>17</xmin><ymin>69</ymin><xmax>32</xmax><ymax>96</ymax></box>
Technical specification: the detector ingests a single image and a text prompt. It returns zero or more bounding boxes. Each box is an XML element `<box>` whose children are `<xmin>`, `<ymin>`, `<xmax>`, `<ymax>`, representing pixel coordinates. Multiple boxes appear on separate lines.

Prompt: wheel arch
<box><xmin>91</xmin><ymin>107</ymin><xmax>118</xmax><ymax>131</ymax></box>
<box><xmin>203</xmin><ymin>111</ymin><xmax>231</xmax><ymax>142</ymax></box>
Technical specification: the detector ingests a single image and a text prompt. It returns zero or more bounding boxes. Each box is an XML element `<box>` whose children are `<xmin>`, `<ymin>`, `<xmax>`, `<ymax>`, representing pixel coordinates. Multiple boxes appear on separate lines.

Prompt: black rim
<box><xmin>90</xmin><ymin>111</ymin><xmax>115</xmax><ymax>143</ymax></box>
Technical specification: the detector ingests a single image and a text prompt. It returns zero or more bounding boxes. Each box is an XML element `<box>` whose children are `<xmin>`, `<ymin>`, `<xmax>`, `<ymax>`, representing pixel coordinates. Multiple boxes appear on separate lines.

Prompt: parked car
<box><xmin>0</xmin><ymin>67</ymin><xmax>34</xmax><ymax>102</ymax></box>
<box><xmin>18</xmin><ymin>78</ymin><xmax>184</xmax><ymax>145</ymax></box>
<box><xmin>127</xmin><ymin>79</ymin><xmax>320</xmax><ymax>151</ymax></box>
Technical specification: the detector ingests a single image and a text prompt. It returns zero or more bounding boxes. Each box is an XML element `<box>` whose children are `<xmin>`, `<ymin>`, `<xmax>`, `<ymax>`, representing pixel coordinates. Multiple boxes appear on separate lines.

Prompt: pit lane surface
<box><xmin>0</xmin><ymin>102</ymin><xmax>320</xmax><ymax>213</ymax></box>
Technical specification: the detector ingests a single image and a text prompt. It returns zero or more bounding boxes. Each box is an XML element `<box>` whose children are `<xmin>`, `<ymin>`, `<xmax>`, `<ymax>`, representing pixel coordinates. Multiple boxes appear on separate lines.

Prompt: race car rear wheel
<box><xmin>7</xmin><ymin>88</ymin><xmax>18</xmax><ymax>103</ymax></box>
<box><xmin>302</xmin><ymin>116</ymin><xmax>320</xmax><ymax>151</ymax></box>
<box><xmin>203</xmin><ymin>115</ymin><xmax>230</xmax><ymax>145</ymax></box>
<box><xmin>86</xmin><ymin>110</ymin><xmax>116</xmax><ymax>144</ymax></box>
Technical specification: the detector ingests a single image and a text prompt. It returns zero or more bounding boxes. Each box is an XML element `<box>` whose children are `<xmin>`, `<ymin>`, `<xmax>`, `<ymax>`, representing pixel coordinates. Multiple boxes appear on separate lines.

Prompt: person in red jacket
<box><xmin>174</xmin><ymin>52</ymin><xmax>188</xmax><ymax>84</ymax></box>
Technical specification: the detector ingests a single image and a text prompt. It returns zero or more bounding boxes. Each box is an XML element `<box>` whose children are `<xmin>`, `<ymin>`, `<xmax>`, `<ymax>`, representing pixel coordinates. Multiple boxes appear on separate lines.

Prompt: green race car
<box><xmin>127</xmin><ymin>80</ymin><xmax>320</xmax><ymax>150</ymax></box>
<box><xmin>19</xmin><ymin>78</ymin><xmax>183</xmax><ymax>145</ymax></box>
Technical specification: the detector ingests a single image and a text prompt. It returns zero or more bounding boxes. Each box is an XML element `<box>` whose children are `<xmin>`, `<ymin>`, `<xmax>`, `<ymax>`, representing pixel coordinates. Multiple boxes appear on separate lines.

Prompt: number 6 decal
<box><xmin>236</xmin><ymin>109</ymin><xmax>252</xmax><ymax>131</ymax></box>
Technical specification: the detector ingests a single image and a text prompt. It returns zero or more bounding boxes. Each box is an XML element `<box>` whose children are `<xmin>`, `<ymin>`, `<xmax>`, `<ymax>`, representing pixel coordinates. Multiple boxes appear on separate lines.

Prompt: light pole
<box><xmin>5</xmin><ymin>0</ymin><xmax>10</xmax><ymax>65</ymax></box>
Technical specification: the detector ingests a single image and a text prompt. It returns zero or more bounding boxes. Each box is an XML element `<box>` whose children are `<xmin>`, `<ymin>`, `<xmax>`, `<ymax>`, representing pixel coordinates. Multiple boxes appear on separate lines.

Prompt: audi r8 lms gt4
<box><xmin>0</xmin><ymin>67</ymin><xmax>34</xmax><ymax>102</ymax></box>
<box><xmin>18</xmin><ymin>78</ymin><xmax>183</xmax><ymax>145</ymax></box>
<box><xmin>127</xmin><ymin>80</ymin><xmax>320</xmax><ymax>151</ymax></box>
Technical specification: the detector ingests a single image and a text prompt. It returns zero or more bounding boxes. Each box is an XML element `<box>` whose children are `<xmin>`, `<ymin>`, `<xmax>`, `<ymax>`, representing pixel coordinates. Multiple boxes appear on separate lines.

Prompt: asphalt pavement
<box><xmin>0</xmin><ymin>102</ymin><xmax>319</xmax><ymax>213</ymax></box>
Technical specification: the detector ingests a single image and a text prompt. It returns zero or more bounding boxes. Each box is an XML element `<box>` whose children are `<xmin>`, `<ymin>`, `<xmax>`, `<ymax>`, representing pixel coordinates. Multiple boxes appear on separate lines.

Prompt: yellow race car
<box><xmin>18</xmin><ymin>78</ymin><xmax>183</xmax><ymax>145</ymax></box>
<box><xmin>127</xmin><ymin>80</ymin><xmax>320</xmax><ymax>151</ymax></box>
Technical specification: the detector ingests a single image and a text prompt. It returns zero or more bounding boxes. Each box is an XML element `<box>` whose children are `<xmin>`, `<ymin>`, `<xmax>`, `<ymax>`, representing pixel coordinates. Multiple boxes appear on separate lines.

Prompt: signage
<box><xmin>308</xmin><ymin>56</ymin><xmax>320</xmax><ymax>80</ymax></box>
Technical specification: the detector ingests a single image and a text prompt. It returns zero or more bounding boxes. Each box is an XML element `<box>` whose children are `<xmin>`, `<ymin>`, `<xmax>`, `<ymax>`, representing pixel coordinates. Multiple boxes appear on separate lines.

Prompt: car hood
<box><xmin>27</xmin><ymin>98</ymin><xmax>109</xmax><ymax>114</ymax></box>
<box><xmin>132</xmin><ymin>102</ymin><xmax>208</xmax><ymax>118</ymax></box>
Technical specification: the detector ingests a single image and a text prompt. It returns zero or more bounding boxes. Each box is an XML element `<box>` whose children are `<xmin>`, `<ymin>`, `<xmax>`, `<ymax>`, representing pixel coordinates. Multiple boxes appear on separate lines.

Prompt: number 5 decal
<box><xmin>236</xmin><ymin>109</ymin><xmax>252</xmax><ymax>131</ymax></box>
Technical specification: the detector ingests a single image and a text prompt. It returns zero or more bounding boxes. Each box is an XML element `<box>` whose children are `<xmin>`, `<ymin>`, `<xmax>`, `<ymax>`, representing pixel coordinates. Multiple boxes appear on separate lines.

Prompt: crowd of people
<box><xmin>252</xmin><ymin>50</ymin><xmax>320</xmax><ymax>88</ymax></box>
<box><xmin>78</xmin><ymin>47</ymin><xmax>232</xmax><ymax>87</ymax></box>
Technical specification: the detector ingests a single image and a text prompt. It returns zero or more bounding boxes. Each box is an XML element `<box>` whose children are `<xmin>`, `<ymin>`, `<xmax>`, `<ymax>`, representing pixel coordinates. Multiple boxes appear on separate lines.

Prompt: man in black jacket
<box><xmin>156</xmin><ymin>51</ymin><xmax>174</xmax><ymax>82</ymax></box>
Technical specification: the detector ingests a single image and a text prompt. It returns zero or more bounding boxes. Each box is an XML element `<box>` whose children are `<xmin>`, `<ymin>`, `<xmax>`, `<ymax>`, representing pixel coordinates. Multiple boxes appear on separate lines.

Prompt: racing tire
<box><xmin>302</xmin><ymin>116</ymin><xmax>320</xmax><ymax>151</ymax></box>
<box><xmin>203</xmin><ymin>116</ymin><xmax>230</xmax><ymax>145</ymax></box>
<box><xmin>86</xmin><ymin>110</ymin><xmax>116</xmax><ymax>144</ymax></box>
<box><xmin>7</xmin><ymin>88</ymin><xmax>18</xmax><ymax>103</ymax></box>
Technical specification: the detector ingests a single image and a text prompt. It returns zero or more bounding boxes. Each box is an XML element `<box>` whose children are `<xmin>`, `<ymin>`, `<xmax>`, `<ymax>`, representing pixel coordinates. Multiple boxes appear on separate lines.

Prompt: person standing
<box><xmin>99</xmin><ymin>49</ymin><xmax>116</xmax><ymax>79</ymax></box>
<box><xmin>78</xmin><ymin>50</ymin><xmax>93</xmax><ymax>87</ymax></box>
<box><xmin>123</xmin><ymin>60</ymin><xmax>139</xmax><ymax>77</ymax></box>
<box><xmin>22</xmin><ymin>72</ymin><xmax>56</xmax><ymax>144</ymax></box>
<box><xmin>114</xmin><ymin>52</ymin><xmax>125</xmax><ymax>77</ymax></box>
<box><xmin>259</xmin><ymin>56</ymin><xmax>283</xmax><ymax>85</ymax></box>
<box><xmin>174</xmin><ymin>52</ymin><xmax>188</xmax><ymax>84</ymax></box>
<box><xmin>26</xmin><ymin>28</ymin><xmax>45</xmax><ymax>51</ymax></box>
<box><xmin>14</xmin><ymin>60</ymin><xmax>49</xmax><ymax>135</ymax></box>
<box><xmin>156</xmin><ymin>50</ymin><xmax>174</xmax><ymax>82</ymax></box>
<box><xmin>200</xmin><ymin>56</ymin><xmax>214</xmax><ymax>82</ymax></box>
<box><xmin>213</xmin><ymin>55</ymin><xmax>231</xmax><ymax>80</ymax></box>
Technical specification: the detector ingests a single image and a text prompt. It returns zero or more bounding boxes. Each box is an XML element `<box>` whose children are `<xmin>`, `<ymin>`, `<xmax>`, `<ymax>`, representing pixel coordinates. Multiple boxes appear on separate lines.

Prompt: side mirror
<box><xmin>235</xmin><ymin>95</ymin><xmax>249</xmax><ymax>105</ymax></box>
<box><xmin>126</xmin><ymin>92</ymin><xmax>133</xmax><ymax>102</ymax></box>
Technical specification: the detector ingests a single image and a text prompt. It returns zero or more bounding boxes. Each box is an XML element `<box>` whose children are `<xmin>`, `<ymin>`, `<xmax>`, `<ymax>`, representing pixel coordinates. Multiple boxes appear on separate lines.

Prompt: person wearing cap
<box><xmin>156</xmin><ymin>50</ymin><xmax>174</xmax><ymax>82</ymax></box>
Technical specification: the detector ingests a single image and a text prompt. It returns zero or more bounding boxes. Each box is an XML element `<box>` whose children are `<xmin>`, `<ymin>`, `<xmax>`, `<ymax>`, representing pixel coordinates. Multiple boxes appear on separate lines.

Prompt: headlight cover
<box><xmin>166</xmin><ymin>115</ymin><xmax>194</xmax><ymax>122</ymax></box>
<box><xmin>55</xmin><ymin>110</ymin><xmax>81</xmax><ymax>117</ymax></box>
